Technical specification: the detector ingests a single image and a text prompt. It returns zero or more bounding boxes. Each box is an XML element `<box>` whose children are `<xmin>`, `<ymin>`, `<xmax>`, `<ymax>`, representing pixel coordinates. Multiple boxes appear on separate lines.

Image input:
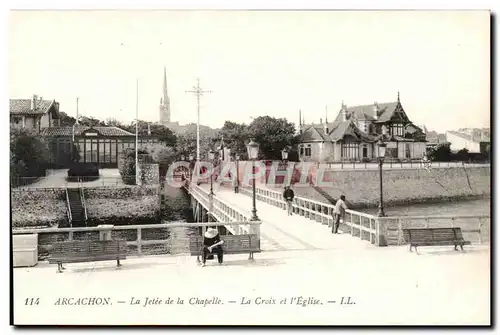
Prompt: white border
<box><xmin>1</xmin><ymin>0</ymin><xmax>496</xmax><ymax>333</ymax></box>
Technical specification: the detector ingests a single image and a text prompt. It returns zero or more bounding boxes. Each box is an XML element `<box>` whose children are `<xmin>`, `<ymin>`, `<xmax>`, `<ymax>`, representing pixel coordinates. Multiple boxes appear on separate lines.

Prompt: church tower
<box><xmin>159</xmin><ymin>67</ymin><xmax>171</xmax><ymax>125</ymax></box>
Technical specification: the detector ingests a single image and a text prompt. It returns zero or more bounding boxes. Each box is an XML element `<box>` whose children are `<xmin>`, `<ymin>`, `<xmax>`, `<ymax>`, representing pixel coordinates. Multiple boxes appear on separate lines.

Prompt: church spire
<box><xmin>299</xmin><ymin>109</ymin><xmax>302</xmax><ymax>127</ymax></box>
<box><xmin>163</xmin><ymin>66</ymin><xmax>168</xmax><ymax>103</ymax></box>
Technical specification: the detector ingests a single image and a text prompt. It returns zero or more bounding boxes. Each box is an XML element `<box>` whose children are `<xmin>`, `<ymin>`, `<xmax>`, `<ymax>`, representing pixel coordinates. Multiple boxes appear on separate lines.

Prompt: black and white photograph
<box><xmin>8</xmin><ymin>7</ymin><xmax>491</xmax><ymax>326</ymax></box>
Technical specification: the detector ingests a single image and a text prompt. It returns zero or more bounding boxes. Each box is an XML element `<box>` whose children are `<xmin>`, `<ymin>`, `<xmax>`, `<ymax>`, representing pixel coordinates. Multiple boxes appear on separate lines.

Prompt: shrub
<box><xmin>67</xmin><ymin>163</ymin><xmax>100</xmax><ymax>182</ymax></box>
<box><xmin>118</xmin><ymin>148</ymin><xmax>149</xmax><ymax>185</ymax></box>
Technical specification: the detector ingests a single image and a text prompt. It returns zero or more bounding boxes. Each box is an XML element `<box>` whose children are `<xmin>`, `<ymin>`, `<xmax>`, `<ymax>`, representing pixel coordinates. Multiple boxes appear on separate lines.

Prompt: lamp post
<box><xmin>208</xmin><ymin>149</ymin><xmax>215</xmax><ymax>195</ymax></box>
<box><xmin>188</xmin><ymin>154</ymin><xmax>194</xmax><ymax>180</ymax></box>
<box><xmin>376</xmin><ymin>139</ymin><xmax>387</xmax><ymax>217</ymax></box>
<box><xmin>247</xmin><ymin>140</ymin><xmax>260</xmax><ymax>221</ymax></box>
<box><xmin>281</xmin><ymin>147</ymin><xmax>289</xmax><ymax>186</ymax></box>
<box><xmin>235</xmin><ymin>154</ymin><xmax>240</xmax><ymax>192</ymax></box>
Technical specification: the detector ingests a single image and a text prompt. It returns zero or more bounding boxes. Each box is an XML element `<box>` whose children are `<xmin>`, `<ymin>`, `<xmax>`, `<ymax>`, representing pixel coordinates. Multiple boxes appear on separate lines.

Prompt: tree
<box><xmin>246</xmin><ymin>116</ymin><xmax>297</xmax><ymax>160</ymax></box>
<box><xmin>78</xmin><ymin>116</ymin><xmax>106</xmax><ymax>127</ymax></box>
<box><xmin>58</xmin><ymin>111</ymin><xmax>76</xmax><ymax>126</ymax></box>
<box><xmin>217</xmin><ymin>121</ymin><xmax>249</xmax><ymax>158</ymax></box>
<box><xmin>455</xmin><ymin>148</ymin><xmax>470</xmax><ymax>162</ymax></box>
<box><xmin>428</xmin><ymin>143</ymin><xmax>452</xmax><ymax>161</ymax></box>
<box><xmin>121</xmin><ymin>121</ymin><xmax>177</xmax><ymax>147</ymax></box>
<box><xmin>10</xmin><ymin>125</ymin><xmax>49</xmax><ymax>186</ymax></box>
<box><xmin>118</xmin><ymin>148</ymin><xmax>149</xmax><ymax>185</ymax></box>
<box><xmin>175</xmin><ymin>124</ymin><xmax>219</xmax><ymax>158</ymax></box>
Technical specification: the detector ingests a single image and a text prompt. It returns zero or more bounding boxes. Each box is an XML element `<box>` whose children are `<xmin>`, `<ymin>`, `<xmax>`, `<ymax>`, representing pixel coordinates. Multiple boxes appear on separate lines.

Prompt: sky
<box><xmin>8</xmin><ymin>10</ymin><xmax>490</xmax><ymax>133</ymax></box>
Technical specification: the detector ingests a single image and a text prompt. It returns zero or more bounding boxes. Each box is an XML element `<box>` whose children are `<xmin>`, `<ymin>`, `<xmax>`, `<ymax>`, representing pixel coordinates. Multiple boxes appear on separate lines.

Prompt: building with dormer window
<box><xmin>297</xmin><ymin>93</ymin><xmax>427</xmax><ymax>162</ymax></box>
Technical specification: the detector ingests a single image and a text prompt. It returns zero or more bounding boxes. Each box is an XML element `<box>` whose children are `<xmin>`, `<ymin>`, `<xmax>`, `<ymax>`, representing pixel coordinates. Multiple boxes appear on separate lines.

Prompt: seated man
<box><xmin>201</xmin><ymin>227</ymin><xmax>224</xmax><ymax>267</ymax></box>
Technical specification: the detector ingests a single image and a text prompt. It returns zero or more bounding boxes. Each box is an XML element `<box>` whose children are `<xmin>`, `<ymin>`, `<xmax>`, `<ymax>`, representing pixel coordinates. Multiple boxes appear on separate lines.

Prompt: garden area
<box><xmin>11</xmin><ymin>189</ymin><xmax>67</xmax><ymax>228</ymax></box>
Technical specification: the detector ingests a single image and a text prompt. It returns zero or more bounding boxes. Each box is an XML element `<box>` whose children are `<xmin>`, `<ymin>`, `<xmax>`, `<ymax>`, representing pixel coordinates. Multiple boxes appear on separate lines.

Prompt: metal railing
<box><xmin>237</xmin><ymin>185</ymin><xmax>490</xmax><ymax>246</ymax></box>
<box><xmin>79</xmin><ymin>181</ymin><xmax>88</xmax><ymax>224</ymax></box>
<box><xmin>237</xmin><ymin>185</ymin><xmax>382</xmax><ymax>245</ymax></box>
<box><xmin>12</xmin><ymin>221</ymin><xmax>261</xmax><ymax>258</ymax></box>
<box><xmin>65</xmin><ymin>188</ymin><xmax>72</xmax><ymax>226</ymax></box>
<box><xmin>188</xmin><ymin>184</ymin><xmax>262</xmax><ymax>237</ymax></box>
<box><xmin>321</xmin><ymin>161</ymin><xmax>490</xmax><ymax>170</ymax></box>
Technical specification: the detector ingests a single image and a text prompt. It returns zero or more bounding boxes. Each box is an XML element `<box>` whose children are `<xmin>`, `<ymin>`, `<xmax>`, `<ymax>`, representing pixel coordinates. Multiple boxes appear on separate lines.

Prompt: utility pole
<box><xmin>135</xmin><ymin>78</ymin><xmax>139</xmax><ymax>185</ymax></box>
<box><xmin>185</xmin><ymin>78</ymin><xmax>212</xmax><ymax>161</ymax></box>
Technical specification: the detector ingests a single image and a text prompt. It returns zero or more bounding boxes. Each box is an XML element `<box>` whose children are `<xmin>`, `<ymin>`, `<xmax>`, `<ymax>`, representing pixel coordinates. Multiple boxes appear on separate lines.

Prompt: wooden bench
<box><xmin>189</xmin><ymin>234</ymin><xmax>260</xmax><ymax>261</ymax></box>
<box><xmin>403</xmin><ymin>228</ymin><xmax>471</xmax><ymax>252</ymax></box>
<box><xmin>48</xmin><ymin>240</ymin><xmax>127</xmax><ymax>273</ymax></box>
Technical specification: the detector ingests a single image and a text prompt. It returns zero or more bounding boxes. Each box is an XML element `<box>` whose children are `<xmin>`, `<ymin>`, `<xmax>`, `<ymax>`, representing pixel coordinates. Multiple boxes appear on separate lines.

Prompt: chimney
<box><xmin>31</xmin><ymin>94</ymin><xmax>37</xmax><ymax>110</ymax></box>
<box><xmin>147</xmin><ymin>123</ymin><xmax>151</xmax><ymax>136</ymax></box>
<box><xmin>373</xmin><ymin>102</ymin><xmax>379</xmax><ymax>120</ymax></box>
<box><xmin>320</xmin><ymin>117</ymin><xmax>322</xmax><ymax>124</ymax></box>
<box><xmin>324</xmin><ymin>120</ymin><xmax>329</xmax><ymax>134</ymax></box>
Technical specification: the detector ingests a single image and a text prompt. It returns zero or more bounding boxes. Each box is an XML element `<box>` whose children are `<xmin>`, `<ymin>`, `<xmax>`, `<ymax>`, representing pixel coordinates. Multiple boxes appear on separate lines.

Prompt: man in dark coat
<box><xmin>283</xmin><ymin>186</ymin><xmax>295</xmax><ymax>216</ymax></box>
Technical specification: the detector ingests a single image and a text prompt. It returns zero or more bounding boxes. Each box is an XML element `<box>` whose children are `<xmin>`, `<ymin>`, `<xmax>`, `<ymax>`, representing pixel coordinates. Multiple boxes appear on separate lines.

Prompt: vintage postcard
<box><xmin>10</xmin><ymin>9</ymin><xmax>491</xmax><ymax>326</ymax></box>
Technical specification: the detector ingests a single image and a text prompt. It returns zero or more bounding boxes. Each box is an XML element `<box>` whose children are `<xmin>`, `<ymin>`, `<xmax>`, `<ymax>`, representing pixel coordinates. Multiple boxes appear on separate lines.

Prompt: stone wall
<box><xmin>83</xmin><ymin>186</ymin><xmax>160</xmax><ymax>223</ymax></box>
<box><xmin>272</xmin><ymin>166</ymin><xmax>491</xmax><ymax>207</ymax></box>
<box><xmin>232</xmin><ymin>161</ymin><xmax>490</xmax><ymax>207</ymax></box>
<box><xmin>11</xmin><ymin>188</ymin><xmax>67</xmax><ymax>228</ymax></box>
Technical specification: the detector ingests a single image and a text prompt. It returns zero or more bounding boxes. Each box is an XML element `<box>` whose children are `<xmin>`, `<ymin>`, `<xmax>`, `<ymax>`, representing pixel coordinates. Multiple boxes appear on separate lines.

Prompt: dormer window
<box><xmin>392</xmin><ymin>123</ymin><xmax>404</xmax><ymax>136</ymax></box>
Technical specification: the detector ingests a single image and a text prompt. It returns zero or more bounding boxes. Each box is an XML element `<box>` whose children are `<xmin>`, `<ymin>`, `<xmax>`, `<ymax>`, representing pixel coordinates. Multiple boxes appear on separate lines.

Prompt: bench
<box><xmin>48</xmin><ymin>240</ymin><xmax>127</xmax><ymax>273</ymax></box>
<box><xmin>189</xmin><ymin>234</ymin><xmax>261</xmax><ymax>261</ymax></box>
<box><xmin>402</xmin><ymin>228</ymin><xmax>471</xmax><ymax>252</ymax></box>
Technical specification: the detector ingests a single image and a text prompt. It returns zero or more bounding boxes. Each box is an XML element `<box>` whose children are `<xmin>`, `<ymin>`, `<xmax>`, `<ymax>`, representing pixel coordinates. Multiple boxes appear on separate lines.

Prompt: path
<box><xmin>198</xmin><ymin>183</ymin><xmax>370</xmax><ymax>252</ymax></box>
<box><xmin>13</xmin><ymin>245</ymin><xmax>490</xmax><ymax>325</ymax></box>
<box><xmin>19</xmin><ymin>169</ymin><xmax>124</xmax><ymax>188</ymax></box>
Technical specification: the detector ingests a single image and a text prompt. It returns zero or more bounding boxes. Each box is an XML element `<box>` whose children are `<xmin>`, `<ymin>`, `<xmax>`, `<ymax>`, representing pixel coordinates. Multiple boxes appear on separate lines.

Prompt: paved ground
<box><xmin>198</xmin><ymin>183</ymin><xmax>366</xmax><ymax>252</ymax></box>
<box><xmin>21</xmin><ymin>169</ymin><xmax>124</xmax><ymax>188</ymax></box>
<box><xmin>13</xmin><ymin>245</ymin><xmax>490</xmax><ymax>325</ymax></box>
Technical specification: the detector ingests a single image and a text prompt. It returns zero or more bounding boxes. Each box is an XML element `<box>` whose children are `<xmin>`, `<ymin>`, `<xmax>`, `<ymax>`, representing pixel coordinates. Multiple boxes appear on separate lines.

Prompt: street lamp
<box><xmin>376</xmin><ymin>139</ymin><xmax>387</xmax><ymax>217</ymax></box>
<box><xmin>208</xmin><ymin>149</ymin><xmax>216</xmax><ymax>195</ymax></box>
<box><xmin>247</xmin><ymin>140</ymin><xmax>260</xmax><ymax>221</ymax></box>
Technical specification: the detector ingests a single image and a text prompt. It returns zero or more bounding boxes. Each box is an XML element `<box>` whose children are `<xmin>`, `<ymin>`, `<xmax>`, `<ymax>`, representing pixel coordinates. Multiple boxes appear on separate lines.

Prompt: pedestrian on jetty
<box><xmin>201</xmin><ymin>227</ymin><xmax>224</xmax><ymax>267</ymax></box>
<box><xmin>232</xmin><ymin>174</ymin><xmax>239</xmax><ymax>193</ymax></box>
<box><xmin>283</xmin><ymin>185</ymin><xmax>295</xmax><ymax>216</ymax></box>
<box><xmin>333</xmin><ymin>195</ymin><xmax>347</xmax><ymax>234</ymax></box>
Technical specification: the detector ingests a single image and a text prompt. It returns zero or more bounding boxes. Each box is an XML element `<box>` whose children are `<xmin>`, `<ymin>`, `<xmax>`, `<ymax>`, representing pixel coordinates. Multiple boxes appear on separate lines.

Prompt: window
<box><xmin>342</xmin><ymin>143</ymin><xmax>359</xmax><ymax>159</ymax></box>
<box><xmin>110</xmin><ymin>140</ymin><xmax>117</xmax><ymax>163</ymax></box>
<box><xmin>304</xmin><ymin>145</ymin><xmax>312</xmax><ymax>157</ymax></box>
<box><xmin>299</xmin><ymin>146</ymin><xmax>304</xmax><ymax>156</ymax></box>
<box><xmin>391</xmin><ymin>123</ymin><xmax>404</xmax><ymax>136</ymax></box>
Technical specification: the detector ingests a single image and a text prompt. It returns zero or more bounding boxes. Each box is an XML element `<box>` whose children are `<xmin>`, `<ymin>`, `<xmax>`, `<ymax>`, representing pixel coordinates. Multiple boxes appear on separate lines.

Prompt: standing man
<box><xmin>283</xmin><ymin>186</ymin><xmax>295</xmax><ymax>216</ymax></box>
<box><xmin>333</xmin><ymin>195</ymin><xmax>347</xmax><ymax>234</ymax></box>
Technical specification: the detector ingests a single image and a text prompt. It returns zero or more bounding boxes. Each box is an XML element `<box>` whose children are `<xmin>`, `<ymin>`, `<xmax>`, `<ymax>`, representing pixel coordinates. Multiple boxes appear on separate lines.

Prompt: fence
<box><xmin>238</xmin><ymin>185</ymin><xmax>490</xmax><ymax>246</ymax></box>
<box><xmin>13</xmin><ymin>221</ymin><xmax>262</xmax><ymax>260</ymax></box>
<box><xmin>12</xmin><ymin>176</ymin><xmax>126</xmax><ymax>189</ymax></box>
<box><xmin>188</xmin><ymin>184</ymin><xmax>262</xmax><ymax>237</ymax></box>
<box><xmin>237</xmin><ymin>185</ymin><xmax>383</xmax><ymax>245</ymax></box>
<box><xmin>322</xmin><ymin>161</ymin><xmax>490</xmax><ymax>170</ymax></box>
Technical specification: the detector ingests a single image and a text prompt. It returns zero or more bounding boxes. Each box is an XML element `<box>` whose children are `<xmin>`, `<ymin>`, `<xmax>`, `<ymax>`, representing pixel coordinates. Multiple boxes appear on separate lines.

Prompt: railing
<box><xmin>188</xmin><ymin>184</ymin><xmax>262</xmax><ymax>237</ymax></box>
<box><xmin>65</xmin><ymin>188</ymin><xmax>72</xmax><ymax>226</ymax></box>
<box><xmin>238</xmin><ymin>186</ymin><xmax>382</xmax><ymax>245</ymax></box>
<box><xmin>321</xmin><ymin>161</ymin><xmax>490</xmax><ymax>170</ymax></box>
<box><xmin>12</xmin><ymin>221</ymin><xmax>261</xmax><ymax>258</ymax></box>
<box><xmin>79</xmin><ymin>181</ymin><xmax>88</xmax><ymax>224</ymax></box>
<box><xmin>13</xmin><ymin>176</ymin><xmax>131</xmax><ymax>189</ymax></box>
<box><xmin>379</xmin><ymin>215</ymin><xmax>490</xmax><ymax>246</ymax></box>
<box><xmin>237</xmin><ymin>186</ymin><xmax>490</xmax><ymax>247</ymax></box>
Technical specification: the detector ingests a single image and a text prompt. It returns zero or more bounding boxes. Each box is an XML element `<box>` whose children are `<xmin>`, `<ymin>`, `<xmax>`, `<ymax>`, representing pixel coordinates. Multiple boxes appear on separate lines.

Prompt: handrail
<box><xmin>79</xmin><ymin>181</ymin><xmax>88</xmax><ymax>224</ymax></box>
<box><xmin>188</xmin><ymin>184</ymin><xmax>262</xmax><ymax>236</ymax></box>
<box><xmin>12</xmin><ymin>221</ymin><xmax>261</xmax><ymax>257</ymax></box>
<box><xmin>12</xmin><ymin>221</ymin><xmax>261</xmax><ymax>235</ymax></box>
<box><xmin>65</xmin><ymin>188</ymin><xmax>72</xmax><ymax>226</ymax></box>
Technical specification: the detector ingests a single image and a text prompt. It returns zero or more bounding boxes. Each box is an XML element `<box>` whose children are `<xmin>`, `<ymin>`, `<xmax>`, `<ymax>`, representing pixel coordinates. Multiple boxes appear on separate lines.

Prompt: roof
<box><xmin>41</xmin><ymin>126</ymin><xmax>135</xmax><ymax>137</ymax></box>
<box><xmin>446</xmin><ymin>131</ymin><xmax>490</xmax><ymax>143</ymax></box>
<box><xmin>299</xmin><ymin>120</ymin><xmax>380</xmax><ymax>143</ymax></box>
<box><xmin>10</xmin><ymin>99</ymin><xmax>54</xmax><ymax>115</ymax></box>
